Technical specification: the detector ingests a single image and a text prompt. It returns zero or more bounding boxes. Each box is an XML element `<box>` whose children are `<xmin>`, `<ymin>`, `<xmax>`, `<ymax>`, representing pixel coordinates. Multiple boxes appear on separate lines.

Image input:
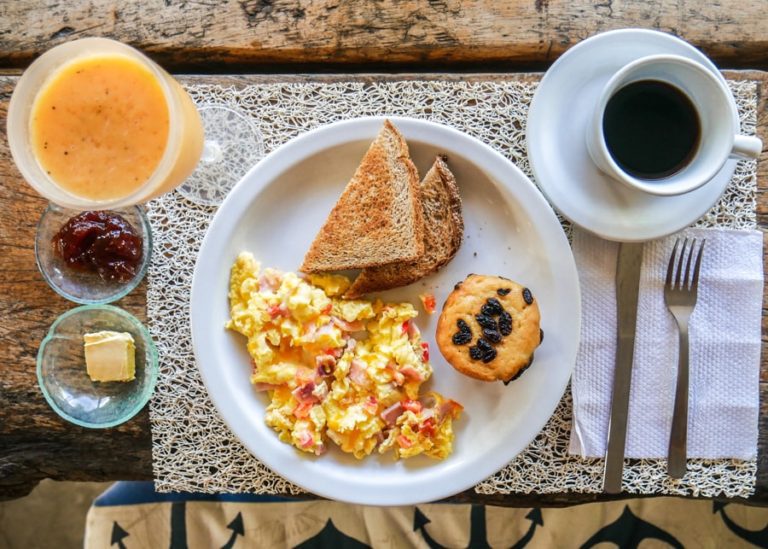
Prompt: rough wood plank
<box><xmin>0</xmin><ymin>1</ymin><xmax>767</xmax><ymax>71</ymax></box>
<box><xmin>0</xmin><ymin>76</ymin><xmax>152</xmax><ymax>500</ymax></box>
<box><xmin>0</xmin><ymin>71</ymin><xmax>766</xmax><ymax>506</ymax></box>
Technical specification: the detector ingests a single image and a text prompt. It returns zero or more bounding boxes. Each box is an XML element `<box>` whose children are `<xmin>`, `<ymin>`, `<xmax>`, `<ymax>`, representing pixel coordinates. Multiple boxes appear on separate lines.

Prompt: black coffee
<box><xmin>603</xmin><ymin>80</ymin><xmax>700</xmax><ymax>179</ymax></box>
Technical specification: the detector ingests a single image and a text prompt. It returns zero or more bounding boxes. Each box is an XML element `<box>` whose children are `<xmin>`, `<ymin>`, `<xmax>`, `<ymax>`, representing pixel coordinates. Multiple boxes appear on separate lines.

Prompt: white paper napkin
<box><xmin>569</xmin><ymin>227</ymin><xmax>763</xmax><ymax>460</ymax></box>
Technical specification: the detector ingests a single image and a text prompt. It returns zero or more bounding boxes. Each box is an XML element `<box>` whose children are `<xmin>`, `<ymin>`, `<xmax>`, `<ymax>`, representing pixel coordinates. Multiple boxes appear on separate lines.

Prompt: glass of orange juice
<box><xmin>7</xmin><ymin>37</ymin><xmax>205</xmax><ymax>209</ymax></box>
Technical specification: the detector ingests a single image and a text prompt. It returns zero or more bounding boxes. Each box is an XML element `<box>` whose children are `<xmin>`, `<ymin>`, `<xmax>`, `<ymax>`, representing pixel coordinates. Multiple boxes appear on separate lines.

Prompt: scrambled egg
<box><xmin>227</xmin><ymin>252</ymin><xmax>463</xmax><ymax>460</ymax></box>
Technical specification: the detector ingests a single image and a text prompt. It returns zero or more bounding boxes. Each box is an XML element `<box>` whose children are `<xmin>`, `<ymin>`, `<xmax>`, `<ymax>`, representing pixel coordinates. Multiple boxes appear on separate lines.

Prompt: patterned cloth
<box><xmin>85</xmin><ymin>482</ymin><xmax>768</xmax><ymax>548</ymax></box>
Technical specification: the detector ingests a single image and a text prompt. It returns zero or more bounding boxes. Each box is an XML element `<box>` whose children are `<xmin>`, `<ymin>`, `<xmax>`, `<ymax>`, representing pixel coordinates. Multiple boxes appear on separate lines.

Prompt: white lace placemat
<box><xmin>148</xmin><ymin>78</ymin><xmax>759</xmax><ymax>497</ymax></box>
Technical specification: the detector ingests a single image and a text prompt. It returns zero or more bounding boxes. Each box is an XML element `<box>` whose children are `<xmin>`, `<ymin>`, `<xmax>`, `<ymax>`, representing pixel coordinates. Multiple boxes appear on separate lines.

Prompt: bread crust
<box><xmin>300</xmin><ymin>120</ymin><xmax>425</xmax><ymax>273</ymax></box>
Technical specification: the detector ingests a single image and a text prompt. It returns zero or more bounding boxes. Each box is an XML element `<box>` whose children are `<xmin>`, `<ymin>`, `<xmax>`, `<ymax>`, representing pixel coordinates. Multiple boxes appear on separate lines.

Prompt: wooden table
<box><xmin>1</xmin><ymin>2</ymin><xmax>767</xmax><ymax>505</ymax></box>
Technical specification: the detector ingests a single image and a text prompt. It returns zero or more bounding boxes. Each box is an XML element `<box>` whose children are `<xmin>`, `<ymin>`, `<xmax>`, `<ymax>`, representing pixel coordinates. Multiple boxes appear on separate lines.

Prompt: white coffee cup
<box><xmin>586</xmin><ymin>54</ymin><xmax>762</xmax><ymax>196</ymax></box>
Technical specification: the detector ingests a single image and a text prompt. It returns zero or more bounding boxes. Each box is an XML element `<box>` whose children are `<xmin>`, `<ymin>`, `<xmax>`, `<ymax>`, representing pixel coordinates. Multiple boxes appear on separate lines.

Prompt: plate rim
<box><xmin>190</xmin><ymin>115</ymin><xmax>581</xmax><ymax>505</ymax></box>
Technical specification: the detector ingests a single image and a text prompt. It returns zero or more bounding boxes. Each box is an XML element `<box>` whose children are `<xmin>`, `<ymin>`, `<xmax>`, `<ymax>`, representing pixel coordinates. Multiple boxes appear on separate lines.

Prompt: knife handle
<box><xmin>603</xmin><ymin>336</ymin><xmax>634</xmax><ymax>493</ymax></box>
<box><xmin>603</xmin><ymin>242</ymin><xmax>644</xmax><ymax>494</ymax></box>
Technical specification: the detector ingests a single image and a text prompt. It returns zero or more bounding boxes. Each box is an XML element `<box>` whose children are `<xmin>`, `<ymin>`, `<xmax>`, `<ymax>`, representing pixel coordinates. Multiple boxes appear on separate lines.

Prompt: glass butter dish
<box><xmin>37</xmin><ymin>304</ymin><xmax>158</xmax><ymax>428</ymax></box>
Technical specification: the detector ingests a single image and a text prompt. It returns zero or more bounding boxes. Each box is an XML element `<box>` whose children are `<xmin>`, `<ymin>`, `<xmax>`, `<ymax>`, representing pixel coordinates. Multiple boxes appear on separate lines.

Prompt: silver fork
<box><xmin>664</xmin><ymin>237</ymin><xmax>706</xmax><ymax>478</ymax></box>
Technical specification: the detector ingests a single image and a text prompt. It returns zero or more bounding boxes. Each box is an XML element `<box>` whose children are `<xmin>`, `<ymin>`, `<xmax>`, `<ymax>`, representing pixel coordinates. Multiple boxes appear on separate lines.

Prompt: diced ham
<box><xmin>380</xmin><ymin>402</ymin><xmax>404</xmax><ymax>426</ymax></box>
<box><xmin>331</xmin><ymin>316</ymin><xmax>366</xmax><ymax>332</ymax></box>
<box><xmin>437</xmin><ymin>399</ymin><xmax>464</xmax><ymax>421</ymax></box>
<box><xmin>258</xmin><ymin>271</ymin><xmax>282</xmax><ymax>292</ymax></box>
<box><xmin>303</xmin><ymin>322</ymin><xmax>318</xmax><ymax>340</ymax></box>
<box><xmin>315</xmin><ymin>322</ymin><xmax>337</xmax><ymax>338</ymax></box>
<box><xmin>297</xmin><ymin>430</ymin><xmax>314</xmax><ymax>449</ymax></box>
<box><xmin>292</xmin><ymin>382</ymin><xmax>316</xmax><ymax>403</ymax></box>
<box><xmin>363</xmin><ymin>395</ymin><xmax>378</xmax><ymax>415</ymax></box>
<box><xmin>393</xmin><ymin>371</ymin><xmax>405</xmax><ymax>386</ymax></box>
<box><xmin>311</xmin><ymin>382</ymin><xmax>329</xmax><ymax>401</ymax></box>
<box><xmin>400</xmin><ymin>365</ymin><xmax>424</xmax><ymax>382</ymax></box>
<box><xmin>420</xmin><ymin>394</ymin><xmax>437</xmax><ymax>408</ymax></box>
<box><xmin>348</xmin><ymin>359</ymin><xmax>369</xmax><ymax>386</ymax></box>
<box><xmin>315</xmin><ymin>354</ymin><xmax>337</xmax><ymax>376</ymax></box>
<box><xmin>253</xmin><ymin>382</ymin><xmax>280</xmax><ymax>392</ymax></box>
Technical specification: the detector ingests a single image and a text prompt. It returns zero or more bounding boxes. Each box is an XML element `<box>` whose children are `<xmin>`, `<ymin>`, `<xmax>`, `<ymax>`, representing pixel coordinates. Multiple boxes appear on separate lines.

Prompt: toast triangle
<box><xmin>300</xmin><ymin>120</ymin><xmax>425</xmax><ymax>273</ymax></box>
<box><xmin>344</xmin><ymin>155</ymin><xmax>463</xmax><ymax>298</ymax></box>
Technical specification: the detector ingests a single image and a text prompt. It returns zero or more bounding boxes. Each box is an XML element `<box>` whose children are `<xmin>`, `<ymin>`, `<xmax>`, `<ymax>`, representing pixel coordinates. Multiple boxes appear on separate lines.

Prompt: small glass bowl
<box><xmin>35</xmin><ymin>204</ymin><xmax>152</xmax><ymax>304</ymax></box>
<box><xmin>37</xmin><ymin>304</ymin><xmax>158</xmax><ymax>428</ymax></box>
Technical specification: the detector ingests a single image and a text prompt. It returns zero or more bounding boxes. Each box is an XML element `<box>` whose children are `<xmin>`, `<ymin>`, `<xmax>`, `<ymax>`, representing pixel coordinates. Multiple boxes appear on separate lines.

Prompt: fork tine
<box><xmin>684</xmin><ymin>238</ymin><xmax>696</xmax><ymax>289</ymax></box>
<box><xmin>674</xmin><ymin>238</ymin><xmax>689</xmax><ymax>289</ymax></box>
<box><xmin>666</xmin><ymin>238</ymin><xmax>680</xmax><ymax>289</ymax></box>
<box><xmin>691</xmin><ymin>239</ymin><xmax>706</xmax><ymax>291</ymax></box>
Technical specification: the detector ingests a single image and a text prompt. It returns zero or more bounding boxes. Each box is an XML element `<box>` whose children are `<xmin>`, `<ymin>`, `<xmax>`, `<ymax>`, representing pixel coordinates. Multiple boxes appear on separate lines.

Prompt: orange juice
<box><xmin>8</xmin><ymin>38</ymin><xmax>203</xmax><ymax>208</ymax></box>
<box><xmin>31</xmin><ymin>55</ymin><xmax>170</xmax><ymax>201</ymax></box>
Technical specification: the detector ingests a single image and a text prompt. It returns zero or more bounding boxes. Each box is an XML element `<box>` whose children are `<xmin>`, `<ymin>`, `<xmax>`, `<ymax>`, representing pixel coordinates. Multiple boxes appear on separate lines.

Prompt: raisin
<box><xmin>475</xmin><ymin>313</ymin><xmax>497</xmax><ymax>330</ymax></box>
<box><xmin>476</xmin><ymin>338</ymin><xmax>493</xmax><ymax>353</ymax></box>
<box><xmin>457</xmin><ymin>319</ymin><xmax>470</xmax><ymax>332</ymax></box>
<box><xmin>497</xmin><ymin>288</ymin><xmax>511</xmax><ymax>296</ymax></box>
<box><xmin>483</xmin><ymin>328</ymin><xmax>501</xmax><ymax>343</ymax></box>
<box><xmin>481</xmin><ymin>297</ymin><xmax>503</xmax><ymax>316</ymax></box>
<box><xmin>482</xmin><ymin>348</ymin><xmax>497</xmax><ymax>363</ymax></box>
<box><xmin>469</xmin><ymin>346</ymin><xmax>483</xmax><ymax>360</ymax></box>
<box><xmin>452</xmin><ymin>331</ymin><xmax>472</xmax><ymax>345</ymax></box>
<box><xmin>539</xmin><ymin>328</ymin><xmax>544</xmax><ymax>343</ymax></box>
<box><xmin>498</xmin><ymin>311</ymin><xmax>513</xmax><ymax>336</ymax></box>
<box><xmin>522</xmin><ymin>288</ymin><xmax>534</xmax><ymax>305</ymax></box>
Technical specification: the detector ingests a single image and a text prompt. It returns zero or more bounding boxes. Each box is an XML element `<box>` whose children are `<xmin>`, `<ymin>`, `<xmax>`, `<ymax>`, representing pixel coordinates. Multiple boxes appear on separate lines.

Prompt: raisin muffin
<box><xmin>436</xmin><ymin>274</ymin><xmax>542</xmax><ymax>383</ymax></box>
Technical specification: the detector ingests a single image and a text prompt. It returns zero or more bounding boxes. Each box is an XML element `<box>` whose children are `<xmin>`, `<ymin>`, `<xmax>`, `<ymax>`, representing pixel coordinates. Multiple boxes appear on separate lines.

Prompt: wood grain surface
<box><xmin>0</xmin><ymin>71</ymin><xmax>766</xmax><ymax>506</ymax></box>
<box><xmin>0</xmin><ymin>1</ymin><xmax>767</xmax><ymax>71</ymax></box>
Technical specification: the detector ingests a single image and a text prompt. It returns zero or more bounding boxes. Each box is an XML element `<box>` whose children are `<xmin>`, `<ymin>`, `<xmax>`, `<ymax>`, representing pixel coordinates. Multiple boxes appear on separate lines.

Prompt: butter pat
<box><xmin>83</xmin><ymin>331</ymin><xmax>136</xmax><ymax>382</ymax></box>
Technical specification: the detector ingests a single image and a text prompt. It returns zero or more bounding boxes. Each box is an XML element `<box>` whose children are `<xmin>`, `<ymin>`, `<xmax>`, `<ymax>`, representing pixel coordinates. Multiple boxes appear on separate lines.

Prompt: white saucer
<box><xmin>527</xmin><ymin>29</ymin><xmax>740</xmax><ymax>242</ymax></box>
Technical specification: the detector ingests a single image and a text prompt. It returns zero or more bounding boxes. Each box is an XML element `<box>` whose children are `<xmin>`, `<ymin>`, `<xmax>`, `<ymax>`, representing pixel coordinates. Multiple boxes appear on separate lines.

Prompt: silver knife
<box><xmin>603</xmin><ymin>242</ymin><xmax>644</xmax><ymax>493</ymax></box>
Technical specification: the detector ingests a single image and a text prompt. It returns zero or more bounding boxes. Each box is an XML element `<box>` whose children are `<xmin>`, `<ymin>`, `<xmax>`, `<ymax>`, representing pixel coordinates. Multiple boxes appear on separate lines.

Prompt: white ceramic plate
<box><xmin>191</xmin><ymin>116</ymin><xmax>581</xmax><ymax>505</ymax></box>
<box><xmin>527</xmin><ymin>29</ymin><xmax>739</xmax><ymax>242</ymax></box>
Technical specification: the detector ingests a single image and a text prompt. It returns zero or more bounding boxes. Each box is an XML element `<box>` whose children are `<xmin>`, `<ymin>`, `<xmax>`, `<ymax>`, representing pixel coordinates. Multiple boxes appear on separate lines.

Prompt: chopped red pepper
<box><xmin>268</xmin><ymin>304</ymin><xmax>287</xmax><ymax>318</ymax></box>
<box><xmin>402</xmin><ymin>399</ymin><xmax>423</xmax><ymax>414</ymax></box>
<box><xmin>294</xmin><ymin>400</ymin><xmax>313</xmax><ymax>419</ymax></box>
<box><xmin>397</xmin><ymin>435</ymin><xmax>414</xmax><ymax>448</ymax></box>
<box><xmin>419</xmin><ymin>417</ymin><xmax>436</xmax><ymax>437</ymax></box>
<box><xmin>401</xmin><ymin>320</ymin><xmax>411</xmax><ymax>335</ymax></box>
<box><xmin>419</xmin><ymin>293</ymin><xmax>437</xmax><ymax>314</ymax></box>
<box><xmin>420</xmin><ymin>341</ymin><xmax>430</xmax><ymax>362</ymax></box>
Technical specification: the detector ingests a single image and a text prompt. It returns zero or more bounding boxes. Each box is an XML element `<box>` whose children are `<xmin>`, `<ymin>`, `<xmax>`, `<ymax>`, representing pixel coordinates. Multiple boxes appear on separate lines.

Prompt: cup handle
<box><xmin>731</xmin><ymin>134</ymin><xmax>763</xmax><ymax>160</ymax></box>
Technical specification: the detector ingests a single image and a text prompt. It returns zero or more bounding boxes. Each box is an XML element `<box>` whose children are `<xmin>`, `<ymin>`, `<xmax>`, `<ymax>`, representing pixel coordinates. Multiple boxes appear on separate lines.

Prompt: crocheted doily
<box><xmin>148</xmin><ymin>79</ymin><xmax>758</xmax><ymax>497</ymax></box>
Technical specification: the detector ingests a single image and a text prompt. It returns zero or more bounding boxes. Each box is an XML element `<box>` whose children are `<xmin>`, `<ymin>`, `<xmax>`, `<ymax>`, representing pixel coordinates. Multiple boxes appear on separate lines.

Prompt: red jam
<box><xmin>52</xmin><ymin>211</ymin><xmax>143</xmax><ymax>283</ymax></box>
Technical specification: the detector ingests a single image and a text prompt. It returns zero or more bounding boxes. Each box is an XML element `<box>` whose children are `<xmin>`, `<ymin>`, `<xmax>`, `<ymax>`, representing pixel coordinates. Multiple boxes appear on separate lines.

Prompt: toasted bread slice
<box><xmin>300</xmin><ymin>120</ymin><xmax>424</xmax><ymax>273</ymax></box>
<box><xmin>344</xmin><ymin>156</ymin><xmax>463</xmax><ymax>298</ymax></box>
